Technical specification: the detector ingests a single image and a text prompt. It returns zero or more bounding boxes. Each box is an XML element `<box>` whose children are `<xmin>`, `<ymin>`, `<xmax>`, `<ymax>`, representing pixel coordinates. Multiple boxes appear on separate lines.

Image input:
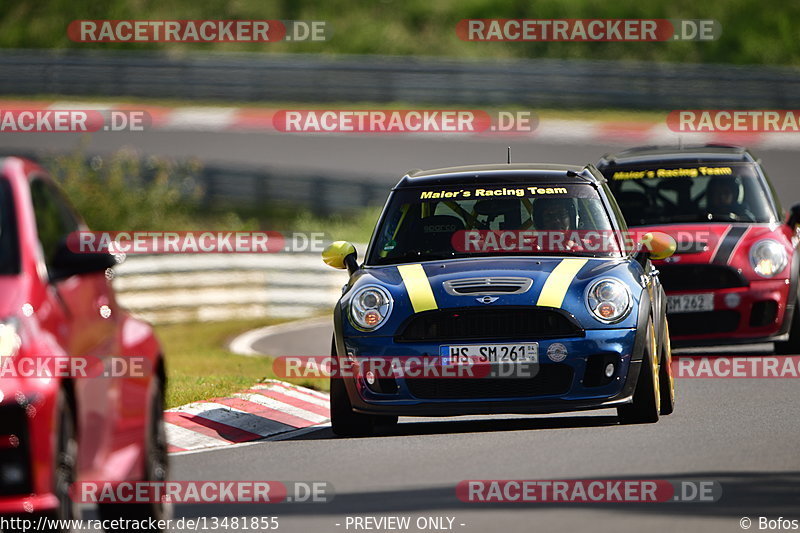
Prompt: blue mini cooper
<box><xmin>322</xmin><ymin>163</ymin><xmax>675</xmax><ymax>436</ymax></box>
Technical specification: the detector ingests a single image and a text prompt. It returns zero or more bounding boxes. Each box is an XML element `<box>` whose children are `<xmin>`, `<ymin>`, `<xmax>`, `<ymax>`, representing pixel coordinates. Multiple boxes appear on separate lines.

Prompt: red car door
<box><xmin>29</xmin><ymin>177</ymin><xmax>119</xmax><ymax>480</ymax></box>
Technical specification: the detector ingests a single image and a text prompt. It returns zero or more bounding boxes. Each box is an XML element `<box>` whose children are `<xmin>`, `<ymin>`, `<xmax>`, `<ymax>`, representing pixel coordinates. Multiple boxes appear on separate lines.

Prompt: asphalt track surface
<box><xmin>6</xmin><ymin>130</ymin><xmax>800</xmax><ymax>532</ymax></box>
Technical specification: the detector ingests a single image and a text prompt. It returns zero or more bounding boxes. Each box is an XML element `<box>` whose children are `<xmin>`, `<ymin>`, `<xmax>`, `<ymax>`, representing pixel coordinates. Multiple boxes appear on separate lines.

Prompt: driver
<box><xmin>532</xmin><ymin>197</ymin><xmax>582</xmax><ymax>251</ymax></box>
<box><xmin>533</xmin><ymin>197</ymin><xmax>577</xmax><ymax>231</ymax></box>
<box><xmin>707</xmin><ymin>177</ymin><xmax>750</xmax><ymax>219</ymax></box>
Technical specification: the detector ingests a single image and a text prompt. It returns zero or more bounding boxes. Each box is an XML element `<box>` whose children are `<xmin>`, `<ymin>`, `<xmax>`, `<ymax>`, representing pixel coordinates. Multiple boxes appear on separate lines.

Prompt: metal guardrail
<box><xmin>0</xmin><ymin>150</ymin><xmax>388</xmax><ymax>214</ymax></box>
<box><xmin>1</xmin><ymin>49</ymin><xmax>799</xmax><ymax>109</ymax></box>
<box><xmin>197</xmin><ymin>163</ymin><xmax>386</xmax><ymax>214</ymax></box>
<box><xmin>112</xmin><ymin>251</ymin><xmax>358</xmax><ymax>324</ymax></box>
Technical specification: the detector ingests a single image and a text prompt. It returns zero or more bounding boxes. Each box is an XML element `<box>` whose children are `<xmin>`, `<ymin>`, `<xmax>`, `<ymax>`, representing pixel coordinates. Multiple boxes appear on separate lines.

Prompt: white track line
<box><xmin>165</xmin><ymin>423</ymin><xmax>228</xmax><ymax>450</ymax></box>
<box><xmin>231</xmin><ymin>393</ymin><xmax>329</xmax><ymax>425</ymax></box>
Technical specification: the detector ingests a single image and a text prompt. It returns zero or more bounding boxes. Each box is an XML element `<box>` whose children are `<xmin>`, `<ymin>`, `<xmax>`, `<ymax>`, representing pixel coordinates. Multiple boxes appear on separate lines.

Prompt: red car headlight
<box><xmin>750</xmin><ymin>239</ymin><xmax>788</xmax><ymax>278</ymax></box>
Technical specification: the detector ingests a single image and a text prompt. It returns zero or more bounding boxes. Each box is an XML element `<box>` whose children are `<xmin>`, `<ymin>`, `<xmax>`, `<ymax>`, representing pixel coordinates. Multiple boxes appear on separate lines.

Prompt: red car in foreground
<box><xmin>0</xmin><ymin>157</ymin><xmax>167</xmax><ymax>528</ymax></box>
<box><xmin>598</xmin><ymin>145</ymin><xmax>800</xmax><ymax>350</ymax></box>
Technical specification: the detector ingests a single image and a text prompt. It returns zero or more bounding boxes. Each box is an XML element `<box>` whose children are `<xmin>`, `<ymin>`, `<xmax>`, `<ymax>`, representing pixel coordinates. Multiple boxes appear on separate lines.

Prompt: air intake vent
<box><xmin>443</xmin><ymin>277</ymin><xmax>532</xmax><ymax>295</ymax></box>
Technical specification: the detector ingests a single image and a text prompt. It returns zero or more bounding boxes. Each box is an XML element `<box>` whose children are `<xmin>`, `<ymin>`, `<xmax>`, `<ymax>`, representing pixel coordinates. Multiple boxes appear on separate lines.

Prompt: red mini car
<box><xmin>0</xmin><ymin>157</ymin><xmax>167</xmax><ymax>528</ymax></box>
<box><xmin>598</xmin><ymin>145</ymin><xmax>800</xmax><ymax>350</ymax></box>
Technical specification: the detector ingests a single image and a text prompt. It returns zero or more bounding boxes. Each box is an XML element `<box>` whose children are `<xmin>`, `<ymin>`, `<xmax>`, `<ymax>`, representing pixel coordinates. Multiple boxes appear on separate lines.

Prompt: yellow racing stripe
<box><xmin>536</xmin><ymin>258</ymin><xmax>589</xmax><ymax>308</ymax></box>
<box><xmin>398</xmin><ymin>264</ymin><xmax>438</xmax><ymax>313</ymax></box>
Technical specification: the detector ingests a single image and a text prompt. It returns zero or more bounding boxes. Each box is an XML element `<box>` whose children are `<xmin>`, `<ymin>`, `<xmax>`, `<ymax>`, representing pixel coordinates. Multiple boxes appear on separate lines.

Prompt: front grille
<box><xmin>668</xmin><ymin>310</ymin><xmax>740</xmax><ymax>336</ymax></box>
<box><xmin>658</xmin><ymin>264</ymin><xmax>747</xmax><ymax>291</ymax></box>
<box><xmin>395</xmin><ymin>307</ymin><xmax>583</xmax><ymax>342</ymax></box>
<box><xmin>0</xmin><ymin>404</ymin><xmax>31</xmax><ymax>496</ymax></box>
<box><xmin>443</xmin><ymin>277</ymin><xmax>532</xmax><ymax>295</ymax></box>
<box><xmin>406</xmin><ymin>364</ymin><xmax>573</xmax><ymax>399</ymax></box>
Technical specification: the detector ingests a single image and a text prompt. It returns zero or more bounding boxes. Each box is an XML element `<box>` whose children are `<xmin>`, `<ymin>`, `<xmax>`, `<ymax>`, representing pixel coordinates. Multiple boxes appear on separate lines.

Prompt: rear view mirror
<box><xmin>49</xmin><ymin>240</ymin><xmax>116</xmax><ymax>281</ymax></box>
<box><xmin>641</xmin><ymin>231</ymin><xmax>676</xmax><ymax>261</ymax></box>
<box><xmin>322</xmin><ymin>241</ymin><xmax>358</xmax><ymax>274</ymax></box>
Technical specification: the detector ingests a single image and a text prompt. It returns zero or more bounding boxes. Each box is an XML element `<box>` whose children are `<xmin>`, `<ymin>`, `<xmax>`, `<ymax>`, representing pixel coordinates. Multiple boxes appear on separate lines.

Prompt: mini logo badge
<box><xmin>477</xmin><ymin>296</ymin><xmax>499</xmax><ymax>304</ymax></box>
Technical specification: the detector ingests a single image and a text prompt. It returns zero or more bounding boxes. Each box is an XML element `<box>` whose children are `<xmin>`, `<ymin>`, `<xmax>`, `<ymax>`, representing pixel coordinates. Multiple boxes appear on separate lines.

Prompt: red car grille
<box><xmin>658</xmin><ymin>264</ymin><xmax>748</xmax><ymax>291</ymax></box>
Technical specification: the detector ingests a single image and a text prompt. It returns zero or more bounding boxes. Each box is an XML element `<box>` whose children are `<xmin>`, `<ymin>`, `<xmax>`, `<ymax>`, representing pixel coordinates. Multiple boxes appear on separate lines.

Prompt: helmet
<box><xmin>707</xmin><ymin>176</ymin><xmax>744</xmax><ymax>207</ymax></box>
<box><xmin>532</xmin><ymin>197</ymin><xmax>579</xmax><ymax>230</ymax></box>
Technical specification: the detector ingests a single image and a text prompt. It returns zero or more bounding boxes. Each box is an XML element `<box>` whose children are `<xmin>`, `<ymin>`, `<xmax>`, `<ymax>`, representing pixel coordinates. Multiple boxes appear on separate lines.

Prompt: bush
<box><xmin>44</xmin><ymin>149</ymin><xmax>256</xmax><ymax>231</ymax></box>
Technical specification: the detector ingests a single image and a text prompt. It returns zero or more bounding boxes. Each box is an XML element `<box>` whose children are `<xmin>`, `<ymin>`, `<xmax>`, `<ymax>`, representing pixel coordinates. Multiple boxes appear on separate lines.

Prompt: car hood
<box><xmin>633</xmin><ymin>223</ymin><xmax>793</xmax><ymax>278</ymax></box>
<box><xmin>342</xmin><ymin>256</ymin><xmax>644</xmax><ymax>335</ymax></box>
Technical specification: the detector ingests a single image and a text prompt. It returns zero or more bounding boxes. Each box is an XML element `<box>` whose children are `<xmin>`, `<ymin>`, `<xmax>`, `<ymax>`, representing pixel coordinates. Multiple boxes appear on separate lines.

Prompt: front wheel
<box><xmin>329</xmin><ymin>338</ymin><xmax>396</xmax><ymax>436</ymax></box>
<box><xmin>618</xmin><ymin>318</ymin><xmax>661</xmax><ymax>424</ymax></box>
<box><xmin>775</xmin><ymin>306</ymin><xmax>800</xmax><ymax>355</ymax></box>
<box><xmin>52</xmin><ymin>390</ymin><xmax>79</xmax><ymax>532</ymax></box>
<box><xmin>659</xmin><ymin>319</ymin><xmax>675</xmax><ymax>416</ymax></box>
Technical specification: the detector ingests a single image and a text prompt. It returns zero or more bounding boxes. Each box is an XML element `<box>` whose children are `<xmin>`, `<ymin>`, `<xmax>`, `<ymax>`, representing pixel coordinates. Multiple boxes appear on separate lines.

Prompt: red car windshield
<box><xmin>606</xmin><ymin>163</ymin><xmax>777</xmax><ymax>226</ymax></box>
<box><xmin>0</xmin><ymin>177</ymin><xmax>19</xmax><ymax>275</ymax></box>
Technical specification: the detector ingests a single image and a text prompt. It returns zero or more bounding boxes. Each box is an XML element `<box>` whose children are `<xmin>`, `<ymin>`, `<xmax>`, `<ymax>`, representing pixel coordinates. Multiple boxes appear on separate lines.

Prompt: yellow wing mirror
<box><xmin>322</xmin><ymin>241</ymin><xmax>358</xmax><ymax>273</ymax></box>
<box><xmin>640</xmin><ymin>231</ymin><xmax>676</xmax><ymax>260</ymax></box>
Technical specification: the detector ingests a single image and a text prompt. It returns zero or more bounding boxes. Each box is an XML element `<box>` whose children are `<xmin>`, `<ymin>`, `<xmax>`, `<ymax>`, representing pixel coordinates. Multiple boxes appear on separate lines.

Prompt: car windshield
<box><xmin>605</xmin><ymin>163</ymin><xmax>777</xmax><ymax>226</ymax></box>
<box><xmin>0</xmin><ymin>177</ymin><xmax>20</xmax><ymax>275</ymax></box>
<box><xmin>367</xmin><ymin>183</ymin><xmax>622</xmax><ymax>265</ymax></box>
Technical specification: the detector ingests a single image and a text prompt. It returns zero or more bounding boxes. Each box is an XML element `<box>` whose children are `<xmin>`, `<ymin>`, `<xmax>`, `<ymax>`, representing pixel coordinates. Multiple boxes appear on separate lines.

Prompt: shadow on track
<box><xmin>285</xmin><ymin>414</ymin><xmax>621</xmax><ymax>441</ymax></box>
<box><xmin>170</xmin><ymin>471</ymin><xmax>800</xmax><ymax>520</ymax></box>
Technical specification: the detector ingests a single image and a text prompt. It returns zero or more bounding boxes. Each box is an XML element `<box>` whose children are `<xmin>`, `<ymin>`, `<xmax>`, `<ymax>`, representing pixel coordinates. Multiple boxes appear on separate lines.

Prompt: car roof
<box><xmin>598</xmin><ymin>144</ymin><xmax>756</xmax><ymax>166</ymax></box>
<box><xmin>394</xmin><ymin>163</ymin><xmax>604</xmax><ymax>189</ymax></box>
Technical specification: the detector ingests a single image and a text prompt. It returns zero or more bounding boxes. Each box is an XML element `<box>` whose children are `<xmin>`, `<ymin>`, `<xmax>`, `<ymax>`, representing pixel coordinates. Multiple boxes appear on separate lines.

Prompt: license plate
<box><xmin>440</xmin><ymin>343</ymin><xmax>538</xmax><ymax>365</ymax></box>
<box><xmin>667</xmin><ymin>293</ymin><xmax>714</xmax><ymax>314</ymax></box>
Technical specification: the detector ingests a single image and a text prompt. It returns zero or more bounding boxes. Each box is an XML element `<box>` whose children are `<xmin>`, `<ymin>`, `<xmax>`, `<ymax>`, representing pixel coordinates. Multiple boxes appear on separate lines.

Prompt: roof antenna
<box><xmin>507</xmin><ymin>146</ymin><xmax>511</xmax><ymax>164</ymax></box>
<box><xmin>678</xmin><ymin>136</ymin><xmax>683</xmax><ymax>150</ymax></box>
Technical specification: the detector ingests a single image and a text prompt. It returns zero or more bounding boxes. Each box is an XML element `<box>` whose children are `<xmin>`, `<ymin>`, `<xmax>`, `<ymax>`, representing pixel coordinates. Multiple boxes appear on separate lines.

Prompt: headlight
<box><xmin>349</xmin><ymin>286</ymin><xmax>393</xmax><ymax>331</ymax></box>
<box><xmin>0</xmin><ymin>319</ymin><xmax>20</xmax><ymax>359</ymax></box>
<box><xmin>750</xmin><ymin>239</ymin><xmax>788</xmax><ymax>278</ymax></box>
<box><xmin>586</xmin><ymin>279</ymin><xmax>632</xmax><ymax>323</ymax></box>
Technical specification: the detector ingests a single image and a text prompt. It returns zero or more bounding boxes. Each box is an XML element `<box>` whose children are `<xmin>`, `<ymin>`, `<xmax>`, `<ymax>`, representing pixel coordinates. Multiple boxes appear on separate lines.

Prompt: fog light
<box><xmin>1</xmin><ymin>463</ymin><xmax>24</xmax><ymax>484</ymax></box>
<box><xmin>604</xmin><ymin>363</ymin><xmax>615</xmax><ymax>378</ymax></box>
<box><xmin>365</xmin><ymin>371</ymin><xmax>376</xmax><ymax>385</ymax></box>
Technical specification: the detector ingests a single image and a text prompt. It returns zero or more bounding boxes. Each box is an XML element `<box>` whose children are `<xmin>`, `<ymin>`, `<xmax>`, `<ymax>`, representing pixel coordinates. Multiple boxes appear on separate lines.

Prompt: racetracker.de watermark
<box><xmin>68</xmin><ymin>231</ymin><xmax>326</xmax><ymax>254</ymax></box>
<box><xmin>72</xmin><ymin>481</ymin><xmax>333</xmax><ymax>504</ymax></box>
<box><xmin>68</xmin><ymin>20</ymin><xmax>328</xmax><ymax>42</ymax></box>
<box><xmin>273</xmin><ymin>110</ymin><xmax>537</xmax><ymax>134</ymax></box>
<box><xmin>0</xmin><ymin>109</ymin><xmax>149</xmax><ymax>133</ymax></box>
<box><xmin>449</xmin><ymin>229</ymin><xmax>709</xmax><ymax>254</ymax></box>
<box><xmin>668</xmin><ymin>110</ymin><xmax>800</xmax><ymax>132</ymax></box>
<box><xmin>0</xmin><ymin>355</ymin><xmax>150</xmax><ymax>379</ymax></box>
<box><xmin>673</xmin><ymin>356</ymin><xmax>800</xmax><ymax>378</ymax></box>
<box><xmin>273</xmin><ymin>356</ymin><xmax>540</xmax><ymax>380</ymax></box>
<box><xmin>0</xmin><ymin>355</ymin><xmax>153</xmax><ymax>379</ymax></box>
<box><xmin>457</xmin><ymin>479</ymin><xmax>722</xmax><ymax>503</ymax></box>
<box><xmin>456</xmin><ymin>19</ymin><xmax>721</xmax><ymax>41</ymax></box>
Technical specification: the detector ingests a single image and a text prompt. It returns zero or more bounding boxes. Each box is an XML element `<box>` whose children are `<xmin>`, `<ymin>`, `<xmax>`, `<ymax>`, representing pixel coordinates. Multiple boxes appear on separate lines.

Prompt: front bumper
<box><xmin>339</xmin><ymin>329</ymin><xmax>641</xmax><ymax>417</ymax></box>
<box><xmin>0</xmin><ymin>378</ymin><xmax>59</xmax><ymax>515</ymax></box>
<box><xmin>666</xmin><ymin>278</ymin><xmax>792</xmax><ymax>346</ymax></box>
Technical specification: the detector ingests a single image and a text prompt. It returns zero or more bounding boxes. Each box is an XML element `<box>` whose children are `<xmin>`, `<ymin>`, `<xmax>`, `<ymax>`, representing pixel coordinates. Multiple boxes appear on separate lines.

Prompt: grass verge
<box><xmin>157</xmin><ymin>318</ymin><xmax>329</xmax><ymax>409</ymax></box>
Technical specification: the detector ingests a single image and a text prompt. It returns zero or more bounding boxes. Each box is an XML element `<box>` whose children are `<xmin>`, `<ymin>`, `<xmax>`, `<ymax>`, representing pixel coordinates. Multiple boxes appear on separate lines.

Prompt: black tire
<box><xmin>775</xmin><ymin>306</ymin><xmax>800</xmax><ymax>355</ymax></box>
<box><xmin>330</xmin><ymin>371</ymin><xmax>376</xmax><ymax>437</ymax></box>
<box><xmin>99</xmin><ymin>374</ymin><xmax>168</xmax><ymax>532</ymax></box>
<box><xmin>329</xmin><ymin>337</ymin><xmax>396</xmax><ymax>436</ymax></box>
<box><xmin>618</xmin><ymin>319</ymin><xmax>661</xmax><ymax>424</ymax></box>
<box><xmin>659</xmin><ymin>319</ymin><xmax>675</xmax><ymax>416</ymax></box>
<box><xmin>51</xmin><ymin>390</ymin><xmax>79</xmax><ymax>532</ymax></box>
